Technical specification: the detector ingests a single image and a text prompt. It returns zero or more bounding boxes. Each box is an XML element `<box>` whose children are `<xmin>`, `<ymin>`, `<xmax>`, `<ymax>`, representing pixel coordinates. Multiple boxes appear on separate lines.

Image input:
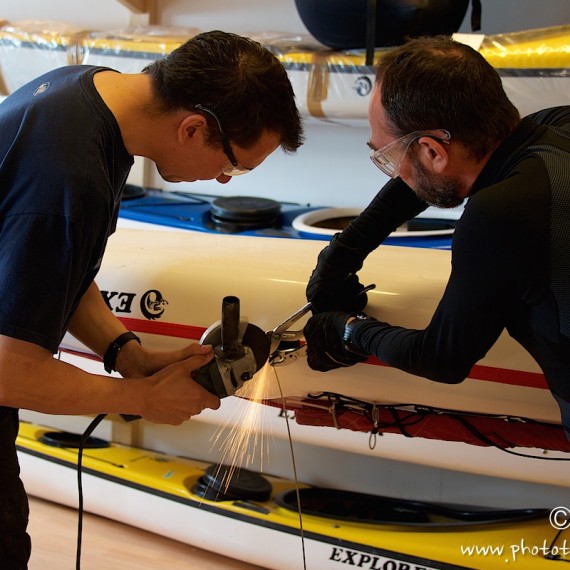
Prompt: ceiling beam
<box><xmin>117</xmin><ymin>0</ymin><xmax>158</xmax><ymax>24</ymax></box>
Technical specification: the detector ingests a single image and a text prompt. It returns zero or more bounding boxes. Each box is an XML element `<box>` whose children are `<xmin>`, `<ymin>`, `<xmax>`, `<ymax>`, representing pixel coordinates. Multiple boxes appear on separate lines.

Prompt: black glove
<box><xmin>307</xmin><ymin>272</ymin><xmax>369</xmax><ymax>314</ymax></box>
<box><xmin>304</xmin><ymin>312</ymin><xmax>368</xmax><ymax>372</ymax></box>
<box><xmin>306</xmin><ymin>234</ymin><xmax>370</xmax><ymax>313</ymax></box>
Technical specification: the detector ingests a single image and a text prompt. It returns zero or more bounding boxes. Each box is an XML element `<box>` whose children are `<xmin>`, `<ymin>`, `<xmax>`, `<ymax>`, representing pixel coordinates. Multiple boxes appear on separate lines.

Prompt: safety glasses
<box><xmin>370</xmin><ymin>129</ymin><xmax>451</xmax><ymax>179</ymax></box>
<box><xmin>195</xmin><ymin>104</ymin><xmax>252</xmax><ymax>176</ymax></box>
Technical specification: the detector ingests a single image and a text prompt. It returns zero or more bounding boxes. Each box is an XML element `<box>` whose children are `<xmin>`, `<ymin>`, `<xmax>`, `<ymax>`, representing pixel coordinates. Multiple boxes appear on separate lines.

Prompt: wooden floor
<box><xmin>27</xmin><ymin>496</ymin><xmax>266</xmax><ymax>570</ymax></box>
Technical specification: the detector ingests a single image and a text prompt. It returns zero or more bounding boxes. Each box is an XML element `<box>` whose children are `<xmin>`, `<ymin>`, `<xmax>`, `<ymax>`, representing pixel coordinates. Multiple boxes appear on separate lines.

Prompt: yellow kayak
<box><xmin>16</xmin><ymin>421</ymin><xmax>569</xmax><ymax>569</ymax></box>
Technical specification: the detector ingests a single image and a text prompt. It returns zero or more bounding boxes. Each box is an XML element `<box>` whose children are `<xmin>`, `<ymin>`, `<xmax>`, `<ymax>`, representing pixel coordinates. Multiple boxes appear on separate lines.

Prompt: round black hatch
<box><xmin>39</xmin><ymin>430</ymin><xmax>110</xmax><ymax>449</ymax></box>
<box><xmin>191</xmin><ymin>463</ymin><xmax>272</xmax><ymax>502</ymax></box>
<box><xmin>211</xmin><ymin>196</ymin><xmax>281</xmax><ymax>232</ymax></box>
<box><xmin>121</xmin><ymin>184</ymin><xmax>147</xmax><ymax>201</ymax></box>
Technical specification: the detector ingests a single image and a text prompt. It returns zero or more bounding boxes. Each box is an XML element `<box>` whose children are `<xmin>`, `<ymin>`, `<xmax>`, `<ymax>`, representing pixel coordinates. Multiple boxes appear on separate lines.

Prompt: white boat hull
<box><xmin>48</xmin><ymin>227</ymin><xmax>570</xmax><ymax>489</ymax></box>
<box><xmin>62</xmin><ymin>228</ymin><xmax>553</xmax><ymax>421</ymax></box>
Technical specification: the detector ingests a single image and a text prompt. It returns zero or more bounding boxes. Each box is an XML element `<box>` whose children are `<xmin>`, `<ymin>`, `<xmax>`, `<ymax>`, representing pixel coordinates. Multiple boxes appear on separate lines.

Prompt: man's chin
<box><xmin>161</xmin><ymin>176</ymin><xmax>187</xmax><ymax>183</ymax></box>
<box><xmin>156</xmin><ymin>167</ymin><xmax>187</xmax><ymax>183</ymax></box>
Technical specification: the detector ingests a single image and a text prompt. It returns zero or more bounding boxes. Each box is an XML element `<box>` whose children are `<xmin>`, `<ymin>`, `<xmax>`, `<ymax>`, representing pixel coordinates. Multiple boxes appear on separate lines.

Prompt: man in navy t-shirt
<box><xmin>0</xmin><ymin>30</ymin><xmax>303</xmax><ymax>567</ymax></box>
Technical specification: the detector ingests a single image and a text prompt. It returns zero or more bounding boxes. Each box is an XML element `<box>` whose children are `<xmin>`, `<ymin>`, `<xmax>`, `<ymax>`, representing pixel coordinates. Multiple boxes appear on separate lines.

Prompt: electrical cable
<box><xmin>272</xmin><ymin>365</ymin><xmax>307</xmax><ymax>570</ymax></box>
<box><xmin>76</xmin><ymin>413</ymin><xmax>107</xmax><ymax>570</ymax></box>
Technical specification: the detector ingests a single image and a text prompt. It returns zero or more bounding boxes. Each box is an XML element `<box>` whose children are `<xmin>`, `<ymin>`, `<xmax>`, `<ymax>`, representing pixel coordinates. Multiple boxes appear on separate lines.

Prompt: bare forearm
<box><xmin>0</xmin><ymin>345</ymin><xmax>144</xmax><ymax>415</ymax></box>
<box><xmin>67</xmin><ymin>281</ymin><xmax>128</xmax><ymax>358</ymax></box>
<box><xmin>0</xmin><ymin>334</ymin><xmax>219</xmax><ymax>423</ymax></box>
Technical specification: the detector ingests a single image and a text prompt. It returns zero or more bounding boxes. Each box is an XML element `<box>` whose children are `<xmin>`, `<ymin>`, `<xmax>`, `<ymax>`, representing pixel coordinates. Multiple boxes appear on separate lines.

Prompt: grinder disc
<box><xmin>200</xmin><ymin>319</ymin><xmax>270</xmax><ymax>372</ymax></box>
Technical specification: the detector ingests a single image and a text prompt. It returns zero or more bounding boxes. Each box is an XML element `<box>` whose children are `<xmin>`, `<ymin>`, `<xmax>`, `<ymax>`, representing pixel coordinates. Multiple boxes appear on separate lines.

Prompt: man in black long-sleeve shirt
<box><xmin>304</xmin><ymin>35</ymin><xmax>570</xmax><ymax>436</ymax></box>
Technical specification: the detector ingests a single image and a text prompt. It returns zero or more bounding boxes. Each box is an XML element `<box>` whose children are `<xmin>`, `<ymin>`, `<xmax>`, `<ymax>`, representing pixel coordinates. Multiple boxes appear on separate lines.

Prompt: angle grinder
<box><xmin>192</xmin><ymin>295</ymin><xmax>270</xmax><ymax>398</ymax></box>
<box><xmin>120</xmin><ymin>296</ymin><xmax>269</xmax><ymax>421</ymax></box>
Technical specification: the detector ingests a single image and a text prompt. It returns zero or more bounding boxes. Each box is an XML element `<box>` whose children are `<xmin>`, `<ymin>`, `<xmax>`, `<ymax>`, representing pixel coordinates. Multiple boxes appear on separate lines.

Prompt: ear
<box><xmin>417</xmin><ymin>136</ymin><xmax>450</xmax><ymax>174</ymax></box>
<box><xmin>177</xmin><ymin>114</ymin><xmax>206</xmax><ymax>145</ymax></box>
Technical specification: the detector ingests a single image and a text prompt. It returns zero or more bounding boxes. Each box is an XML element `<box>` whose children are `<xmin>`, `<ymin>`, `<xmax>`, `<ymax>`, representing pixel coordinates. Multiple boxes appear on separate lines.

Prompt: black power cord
<box><xmin>76</xmin><ymin>413</ymin><xmax>107</xmax><ymax>570</ymax></box>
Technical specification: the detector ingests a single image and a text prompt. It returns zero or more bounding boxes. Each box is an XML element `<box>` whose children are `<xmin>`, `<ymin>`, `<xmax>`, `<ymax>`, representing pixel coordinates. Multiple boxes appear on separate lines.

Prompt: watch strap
<box><xmin>342</xmin><ymin>313</ymin><xmax>373</xmax><ymax>357</ymax></box>
<box><xmin>103</xmin><ymin>331</ymin><xmax>141</xmax><ymax>374</ymax></box>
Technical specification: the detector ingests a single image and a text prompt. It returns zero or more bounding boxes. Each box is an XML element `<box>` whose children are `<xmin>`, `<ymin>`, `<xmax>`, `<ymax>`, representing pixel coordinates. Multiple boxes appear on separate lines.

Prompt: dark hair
<box><xmin>375</xmin><ymin>36</ymin><xmax>520</xmax><ymax>160</ymax></box>
<box><xmin>144</xmin><ymin>30</ymin><xmax>304</xmax><ymax>153</ymax></box>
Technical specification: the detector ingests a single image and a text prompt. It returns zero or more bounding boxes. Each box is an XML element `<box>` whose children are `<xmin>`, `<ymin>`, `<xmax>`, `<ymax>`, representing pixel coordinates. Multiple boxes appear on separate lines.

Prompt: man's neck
<box><xmin>93</xmin><ymin>71</ymin><xmax>157</xmax><ymax>157</ymax></box>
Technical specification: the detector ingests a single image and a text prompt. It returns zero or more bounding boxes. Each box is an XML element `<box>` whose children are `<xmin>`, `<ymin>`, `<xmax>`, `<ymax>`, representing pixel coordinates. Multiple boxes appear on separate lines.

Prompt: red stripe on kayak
<box><xmin>118</xmin><ymin>317</ymin><xmax>548</xmax><ymax>390</ymax></box>
<box><xmin>366</xmin><ymin>355</ymin><xmax>547</xmax><ymax>390</ymax></box>
<box><xmin>468</xmin><ymin>363</ymin><xmax>547</xmax><ymax>389</ymax></box>
<box><xmin>118</xmin><ymin>316</ymin><xmax>206</xmax><ymax>340</ymax></box>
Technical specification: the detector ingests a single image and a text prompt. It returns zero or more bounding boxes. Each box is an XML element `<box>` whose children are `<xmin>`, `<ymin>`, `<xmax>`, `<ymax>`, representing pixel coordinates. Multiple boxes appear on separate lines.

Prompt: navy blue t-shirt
<box><xmin>0</xmin><ymin>65</ymin><xmax>133</xmax><ymax>353</ymax></box>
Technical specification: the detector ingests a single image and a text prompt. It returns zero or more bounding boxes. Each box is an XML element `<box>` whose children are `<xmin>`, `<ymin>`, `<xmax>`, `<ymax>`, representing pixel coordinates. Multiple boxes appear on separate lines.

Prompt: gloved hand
<box><xmin>306</xmin><ymin>234</ymin><xmax>370</xmax><ymax>314</ymax></box>
<box><xmin>304</xmin><ymin>312</ymin><xmax>368</xmax><ymax>372</ymax></box>
<box><xmin>307</xmin><ymin>272</ymin><xmax>369</xmax><ymax>314</ymax></box>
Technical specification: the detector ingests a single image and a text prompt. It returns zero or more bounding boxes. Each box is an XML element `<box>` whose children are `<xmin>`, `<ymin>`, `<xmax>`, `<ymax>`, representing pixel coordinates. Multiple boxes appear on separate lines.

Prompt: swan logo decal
<box><xmin>100</xmin><ymin>288</ymin><xmax>169</xmax><ymax>320</ymax></box>
<box><xmin>140</xmin><ymin>289</ymin><xmax>169</xmax><ymax>320</ymax></box>
<box><xmin>354</xmin><ymin>76</ymin><xmax>372</xmax><ymax>97</ymax></box>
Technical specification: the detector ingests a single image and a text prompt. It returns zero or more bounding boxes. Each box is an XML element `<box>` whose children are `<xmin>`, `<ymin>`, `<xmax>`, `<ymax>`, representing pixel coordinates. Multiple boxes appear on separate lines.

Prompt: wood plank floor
<box><xmin>27</xmin><ymin>496</ymin><xmax>266</xmax><ymax>570</ymax></box>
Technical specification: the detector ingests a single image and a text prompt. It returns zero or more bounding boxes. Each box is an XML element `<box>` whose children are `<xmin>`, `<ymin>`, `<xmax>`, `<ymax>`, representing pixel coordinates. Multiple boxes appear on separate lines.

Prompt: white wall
<box><xmin>0</xmin><ymin>0</ymin><xmax>130</xmax><ymax>30</ymax></box>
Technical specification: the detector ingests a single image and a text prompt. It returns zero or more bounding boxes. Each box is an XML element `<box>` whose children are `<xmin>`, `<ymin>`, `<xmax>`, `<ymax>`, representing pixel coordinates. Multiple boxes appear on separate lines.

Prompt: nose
<box><xmin>216</xmin><ymin>174</ymin><xmax>232</xmax><ymax>184</ymax></box>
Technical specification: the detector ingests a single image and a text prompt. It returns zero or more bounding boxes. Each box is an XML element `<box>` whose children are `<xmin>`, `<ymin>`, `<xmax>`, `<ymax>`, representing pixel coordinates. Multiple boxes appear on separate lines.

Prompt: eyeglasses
<box><xmin>370</xmin><ymin>129</ymin><xmax>451</xmax><ymax>179</ymax></box>
<box><xmin>194</xmin><ymin>104</ymin><xmax>252</xmax><ymax>176</ymax></box>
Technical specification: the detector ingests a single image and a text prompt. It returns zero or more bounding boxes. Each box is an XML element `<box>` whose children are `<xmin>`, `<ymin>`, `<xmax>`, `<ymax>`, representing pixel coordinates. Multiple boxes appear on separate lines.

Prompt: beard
<box><xmin>410</xmin><ymin>157</ymin><xmax>466</xmax><ymax>209</ymax></box>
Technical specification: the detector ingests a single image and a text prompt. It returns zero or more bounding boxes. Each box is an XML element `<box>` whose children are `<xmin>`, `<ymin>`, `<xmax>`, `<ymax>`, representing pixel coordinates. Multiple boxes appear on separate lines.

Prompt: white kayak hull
<box><xmin>62</xmin><ymin>228</ymin><xmax>553</xmax><ymax>422</ymax></box>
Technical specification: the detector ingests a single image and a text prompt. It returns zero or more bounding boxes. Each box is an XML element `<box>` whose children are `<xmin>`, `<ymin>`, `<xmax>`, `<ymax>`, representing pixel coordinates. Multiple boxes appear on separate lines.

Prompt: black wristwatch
<box><xmin>342</xmin><ymin>313</ymin><xmax>374</xmax><ymax>357</ymax></box>
<box><xmin>103</xmin><ymin>331</ymin><xmax>141</xmax><ymax>373</ymax></box>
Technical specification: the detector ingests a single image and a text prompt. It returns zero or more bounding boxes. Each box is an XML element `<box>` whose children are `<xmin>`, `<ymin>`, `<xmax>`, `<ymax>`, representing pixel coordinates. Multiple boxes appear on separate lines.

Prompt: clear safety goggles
<box><xmin>370</xmin><ymin>129</ymin><xmax>451</xmax><ymax>178</ymax></box>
